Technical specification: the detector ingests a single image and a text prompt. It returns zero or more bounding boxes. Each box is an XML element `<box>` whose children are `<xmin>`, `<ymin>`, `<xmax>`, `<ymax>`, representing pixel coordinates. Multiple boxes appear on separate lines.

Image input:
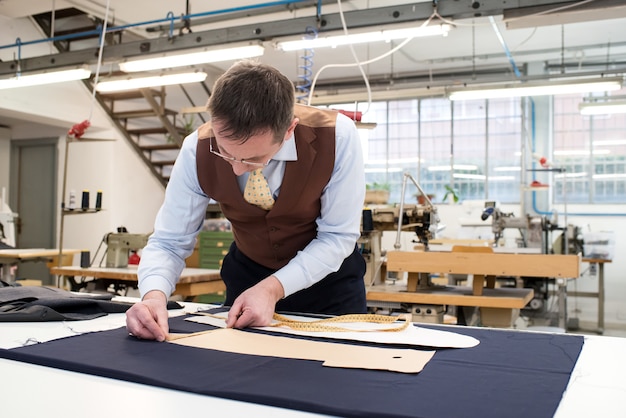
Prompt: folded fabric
<box><xmin>0</xmin><ymin>286</ymin><xmax>181</xmax><ymax>321</ymax></box>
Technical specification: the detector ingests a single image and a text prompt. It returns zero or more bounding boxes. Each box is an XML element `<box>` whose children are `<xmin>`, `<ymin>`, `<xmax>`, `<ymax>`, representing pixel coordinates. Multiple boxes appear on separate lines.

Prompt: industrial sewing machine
<box><xmin>480</xmin><ymin>201</ymin><xmax>583</xmax><ymax>254</ymax></box>
<box><xmin>480</xmin><ymin>201</ymin><xmax>547</xmax><ymax>250</ymax></box>
<box><xmin>480</xmin><ymin>201</ymin><xmax>584</xmax><ymax>318</ymax></box>
<box><xmin>105</xmin><ymin>233</ymin><xmax>149</xmax><ymax>268</ymax></box>
<box><xmin>369</xmin><ymin>204</ymin><xmax>439</xmax><ymax>249</ymax></box>
<box><xmin>360</xmin><ymin>172</ymin><xmax>441</xmax><ymax>287</ymax></box>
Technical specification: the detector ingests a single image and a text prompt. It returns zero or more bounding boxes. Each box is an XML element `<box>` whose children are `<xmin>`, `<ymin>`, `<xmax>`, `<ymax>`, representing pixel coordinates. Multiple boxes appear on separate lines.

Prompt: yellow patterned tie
<box><xmin>244</xmin><ymin>168</ymin><xmax>275</xmax><ymax>210</ymax></box>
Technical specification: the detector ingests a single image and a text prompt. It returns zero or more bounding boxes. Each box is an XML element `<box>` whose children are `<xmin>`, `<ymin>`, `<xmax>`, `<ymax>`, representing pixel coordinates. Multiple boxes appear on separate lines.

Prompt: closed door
<box><xmin>10</xmin><ymin>138</ymin><xmax>58</xmax><ymax>285</ymax></box>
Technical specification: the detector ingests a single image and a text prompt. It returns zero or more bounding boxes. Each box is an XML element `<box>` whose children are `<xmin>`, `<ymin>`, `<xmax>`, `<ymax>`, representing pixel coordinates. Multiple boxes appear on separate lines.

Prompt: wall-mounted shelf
<box><xmin>527</xmin><ymin>167</ymin><xmax>566</xmax><ymax>173</ymax></box>
<box><xmin>56</xmin><ymin>134</ymin><xmax>115</xmax><ymax>286</ymax></box>
<box><xmin>62</xmin><ymin>209</ymin><xmax>104</xmax><ymax>215</ymax></box>
<box><xmin>66</xmin><ymin>137</ymin><xmax>116</xmax><ymax>144</ymax></box>
<box><xmin>356</xmin><ymin>122</ymin><xmax>377</xmax><ymax>130</ymax></box>
<box><xmin>522</xmin><ymin>186</ymin><xmax>550</xmax><ymax>192</ymax></box>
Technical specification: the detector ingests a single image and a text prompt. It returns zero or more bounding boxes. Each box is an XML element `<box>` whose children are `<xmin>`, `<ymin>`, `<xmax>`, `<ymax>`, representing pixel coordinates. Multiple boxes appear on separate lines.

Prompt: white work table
<box><xmin>0</xmin><ymin>299</ymin><xmax>317</xmax><ymax>418</ymax></box>
<box><xmin>0</xmin><ymin>298</ymin><xmax>625</xmax><ymax>417</ymax></box>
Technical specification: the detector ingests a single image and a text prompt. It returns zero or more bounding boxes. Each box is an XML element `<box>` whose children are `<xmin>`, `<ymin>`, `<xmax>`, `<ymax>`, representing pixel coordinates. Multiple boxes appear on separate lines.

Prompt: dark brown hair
<box><xmin>207</xmin><ymin>60</ymin><xmax>295</xmax><ymax>144</ymax></box>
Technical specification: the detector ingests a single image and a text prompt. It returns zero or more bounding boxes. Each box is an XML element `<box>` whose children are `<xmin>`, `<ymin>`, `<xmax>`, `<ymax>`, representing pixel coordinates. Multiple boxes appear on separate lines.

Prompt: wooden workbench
<box><xmin>367</xmin><ymin>250</ymin><xmax>580</xmax><ymax>327</ymax></box>
<box><xmin>367</xmin><ymin>283</ymin><xmax>534</xmax><ymax>309</ymax></box>
<box><xmin>49</xmin><ymin>265</ymin><xmax>224</xmax><ymax>299</ymax></box>
<box><xmin>0</xmin><ymin>248</ymin><xmax>81</xmax><ymax>283</ymax></box>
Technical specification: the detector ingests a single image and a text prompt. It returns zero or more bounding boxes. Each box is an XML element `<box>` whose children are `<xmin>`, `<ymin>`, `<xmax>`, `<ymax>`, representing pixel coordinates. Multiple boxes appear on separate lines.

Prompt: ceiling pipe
<box><xmin>145</xmin><ymin>0</ymin><xmax>337</xmax><ymax>33</ymax></box>
<box><xmin>0</xmin><ymin>0</ymin><xmax>319</xmax><ymax>52</ymax></box>
<box><xmin>488</xmin><ymin>15</ymin><xmax>522</xmax><ymax>78</ymax></box>
<box><xmin>0</xmin><ymin>0</ymin><xmax>582</xmax><ymax>77</ymax></box>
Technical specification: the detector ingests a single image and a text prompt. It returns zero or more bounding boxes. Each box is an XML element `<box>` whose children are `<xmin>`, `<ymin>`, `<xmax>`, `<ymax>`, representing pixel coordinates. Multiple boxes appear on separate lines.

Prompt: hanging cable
<box><xmin>296</xmin><ymin>26</ymin><xmax>317</xmax><ymax>104</ymax></box>
<box><xmin>88</xmin><ymin>0</ymin><xmax>112</xmax><ymax>122</ymax></box>
<box><xmin>14</xmin><ymin>38</ymin><xmax>22</xmax><ymax>77</ymax></box>
<box><xmin>167</xmin><ymin>11</ymin><xmax>176</xmax><ymax>39</ymax></box>
<box><xmin>489</xmin><ymin>15</ymin><xmax>521</xmax><ymax>78</ymax></box>
<box><xmin>471</xmin><ymin>21</ymin><xmax>476</xmax><ymax>79</ymax></box>
<box><xmin>560</xmin><ymin>25</ymin><xmax>565</xmax><ymax>75</ymax></box>
<box><xmin>50</xmin><ymin>0</ymin><xmax>56</xmax><ymax>55</ymax></box>
<box><xmin>307</xmin><ymin>8</ymin><xmax>437</xmax><ymax>108</ymax></box>
<box><xmin>335</xmin><ymin>0</ymin><xmax>372</xmax><ymax>115</ymax></box>
<box><xmin>180</xmin><ymin>0</ymin><xmax>192</xmax><ymax>34</ymax></box>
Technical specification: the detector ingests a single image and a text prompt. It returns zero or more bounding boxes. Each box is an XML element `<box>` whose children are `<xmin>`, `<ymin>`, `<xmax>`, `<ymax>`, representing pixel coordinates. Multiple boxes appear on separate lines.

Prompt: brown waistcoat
<box><xmin>196</xmin><ymin>104</ymin><xmax>337</xmax><ymax>270</ymax></box>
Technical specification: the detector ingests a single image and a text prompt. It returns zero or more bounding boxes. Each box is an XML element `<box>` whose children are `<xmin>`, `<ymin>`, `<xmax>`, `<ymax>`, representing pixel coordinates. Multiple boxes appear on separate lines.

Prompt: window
<box><xmin>487</xmin><ymin>98</ymin><xmax>523</xmax><ymax>203</ymax></box>
<box><xmin>452</xmin><ymin>99</ymin><xmax>486</xmax><ymax>201</ymax></box>
<box><xmin>329</xmin><ymin>91</ymin><xmax>625</xmax><ymax>205</ymax></box>
<box><xmin>332</xmin><ymin>97</ymin><xmax>522</xmax><ymax>204</ymax></box>
<box><xmin>553</xmin><ymin>90</ymin><xmax>626</xmax><ymax>204</ymax></box>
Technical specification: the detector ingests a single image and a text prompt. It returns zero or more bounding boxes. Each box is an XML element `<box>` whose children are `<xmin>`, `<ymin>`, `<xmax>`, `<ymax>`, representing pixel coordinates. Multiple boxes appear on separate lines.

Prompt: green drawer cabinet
<box><xmin>198</xmin><ymin>231</ymin><xmax>234</xmax><ymax>269</ymax></box>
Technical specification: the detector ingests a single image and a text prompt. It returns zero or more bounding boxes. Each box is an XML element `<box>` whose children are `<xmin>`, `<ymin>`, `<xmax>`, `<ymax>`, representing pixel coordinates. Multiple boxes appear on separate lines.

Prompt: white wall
<box><xmin>0</xmin><ymin>14</ymin><xmax>165</xmax><ymax>261</ymax></box>
<box><xmin>0</xmin><ymin>81</ymin><xmax>165</xmax><ymax>262</ymax></box>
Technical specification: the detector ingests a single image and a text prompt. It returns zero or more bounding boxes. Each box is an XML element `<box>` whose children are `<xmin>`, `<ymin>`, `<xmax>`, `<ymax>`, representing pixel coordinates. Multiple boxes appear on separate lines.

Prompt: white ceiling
<box><xmin>1</xmin><ymin>0</ymin><xmax>626</xmax><ymax>127</ymax></box>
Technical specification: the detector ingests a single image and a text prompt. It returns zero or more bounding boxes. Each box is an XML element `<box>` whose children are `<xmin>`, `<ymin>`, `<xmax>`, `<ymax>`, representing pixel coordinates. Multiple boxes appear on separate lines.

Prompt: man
<box><xmin>126</xmin><ymin>60</ymin><xmax>366</xmax><ymax>341</ymax></box>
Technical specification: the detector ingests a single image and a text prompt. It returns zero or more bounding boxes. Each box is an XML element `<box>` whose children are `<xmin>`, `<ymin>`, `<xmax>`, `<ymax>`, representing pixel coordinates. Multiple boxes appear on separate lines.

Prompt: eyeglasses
<box><xmin>209</xmin><ymin>137</ymin><xmax>271</xmax><ymax>167</ymax></box>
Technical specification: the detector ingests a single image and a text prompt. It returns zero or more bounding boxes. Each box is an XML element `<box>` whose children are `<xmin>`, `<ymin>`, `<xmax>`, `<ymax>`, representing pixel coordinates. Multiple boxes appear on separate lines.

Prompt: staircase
<box><xmin>32</xmin><ymin>8</ymin><xmax>206</xmax><ymax>187</ymax></box>
<box><xmin>96</xmin><ymin>87</ymin><xmax>195</xmax><ymax>186</ymax></box>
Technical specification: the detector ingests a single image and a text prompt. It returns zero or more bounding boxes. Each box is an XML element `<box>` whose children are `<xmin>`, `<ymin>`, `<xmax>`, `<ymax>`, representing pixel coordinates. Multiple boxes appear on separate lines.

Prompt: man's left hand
<box><xmin>226</xmin><ymin>275</ymin><xmax>284</xmax><ymax>328</ymax></box>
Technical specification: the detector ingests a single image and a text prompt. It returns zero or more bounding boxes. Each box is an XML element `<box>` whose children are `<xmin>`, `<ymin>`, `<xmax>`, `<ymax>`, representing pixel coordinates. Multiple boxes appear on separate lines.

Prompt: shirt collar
<box><xmin>271</xmin><ymin>132</ymin><xmax>297</xmax><ymax>162</ymax></box>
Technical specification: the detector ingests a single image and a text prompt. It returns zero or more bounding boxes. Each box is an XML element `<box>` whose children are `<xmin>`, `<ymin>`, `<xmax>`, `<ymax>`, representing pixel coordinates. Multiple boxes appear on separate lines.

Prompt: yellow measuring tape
<box><xmin>271</xmin><ymin>313</ymin><xmax>410</xmax><ymax>332</ymax></box>
<box><xmin>193</xmin><ymin>312</ymin><xmax>410</xmax><ymax>333</ymax></box>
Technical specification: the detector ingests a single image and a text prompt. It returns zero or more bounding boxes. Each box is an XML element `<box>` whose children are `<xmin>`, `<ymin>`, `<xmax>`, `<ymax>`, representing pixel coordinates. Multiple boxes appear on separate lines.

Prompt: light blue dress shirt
<box><xmin>138</xmin><ymin>112</ymin><xmax>365</xmax><ymax>299</ymax></box>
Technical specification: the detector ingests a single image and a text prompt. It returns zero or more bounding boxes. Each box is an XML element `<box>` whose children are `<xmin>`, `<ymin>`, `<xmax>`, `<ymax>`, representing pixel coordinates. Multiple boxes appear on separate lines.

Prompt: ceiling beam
<box><xmin>0</xmin><ymin>0</ymin><xmax>580</xmax><ymax>77</ymax></box>
<box><xmin>144</xmin><ymin>0</ymin><xmax>338</xmax><ymax>34</ymax></box>
<box><xmin>504</xmin><ymin>0</ymin><xmax>626</xmax><ymax>29</ymax></box>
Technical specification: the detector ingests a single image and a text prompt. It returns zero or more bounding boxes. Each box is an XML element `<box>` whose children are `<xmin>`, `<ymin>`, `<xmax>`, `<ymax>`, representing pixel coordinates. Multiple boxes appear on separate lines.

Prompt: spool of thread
<box><xmin>68</xmin><ymin>190</ymin><xmax>76</xmax><ymax>210</ymax></box>
<box><xmin>80</xmin><ymin>250</ymin><xmax>90</xmax><ymax>268</ymax></box>
<box><xmin>362</xmin><ymin>209</ymin><xmax>374</xmax><ymax>232</ymax></box>
<box><xmin>81</xmin><ymin>190</ymin><xmax>89</xmax><ymax>210</ymax></box>
<box><xmin>95</xmin><ymin>190</ymin><xmax>102</xmax><ymax>211</ymax></box>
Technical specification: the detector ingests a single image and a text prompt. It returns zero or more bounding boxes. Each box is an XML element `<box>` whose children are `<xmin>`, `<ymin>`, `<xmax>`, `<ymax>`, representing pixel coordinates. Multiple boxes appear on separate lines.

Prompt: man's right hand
<box><xmin>125</xmin><ymin>290</ymin><xmax>169</xmax><ymax>342</ymax></box>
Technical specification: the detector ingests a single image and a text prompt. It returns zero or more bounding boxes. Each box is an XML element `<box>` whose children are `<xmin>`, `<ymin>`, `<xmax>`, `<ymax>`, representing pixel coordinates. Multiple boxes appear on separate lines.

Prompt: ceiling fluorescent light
<box><xmin>118</xmin><ymin>45</ymin><xmax>264</xmax><ymax>72</ymax></box>
<box><xmin>594</xmin><ymin>140</ymin><xmax>626</xmax><ymax>146</ymax></box>
<box><xmin>579</xmin><ymin>100</ymin><xmax>626</xmax><ymax>115</ymax></box>
<box><xmin>96</xmin><ymin>71</ymin><xmax>207</xmax><ymax>93</ymax></box>
<box><xmin>553</xmin><ymin>149</ymin><xmax>610</xmax><ymax>156</ymax></box>
<box><xmin>593</xmin><ymin>173</ymin><xmax>626</xmax><ymax>180</ymax></box>
<box><xmin>448</xmin><ymin>77</ymin><xmax>623</xmax><ymax>101</ymax></box>
<box><xmin>276</xmin><ymin>24</ymin><xmax>451</xmax><ymax>51</ymax></box>
<box><xmin>453</xmin><ymin>173</ymin><xmax>486</xmax><ymax>180</ymax></box>
<box><xmin>0</xmin><ymin>68</ymin><xmax>91</xmax><ymax>90</ymax></box>
<box><xmin>428</xmin><ymin>164</ymin><xmax>478</xmax><ymax>171</ymax></box>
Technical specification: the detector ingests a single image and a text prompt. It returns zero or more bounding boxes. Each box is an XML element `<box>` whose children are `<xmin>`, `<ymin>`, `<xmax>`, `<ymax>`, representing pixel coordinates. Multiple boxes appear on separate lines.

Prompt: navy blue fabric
<box><xmin>0</xmin><ymin>315</ymin><xmax>583</xmax><ymax>418</ymax></box>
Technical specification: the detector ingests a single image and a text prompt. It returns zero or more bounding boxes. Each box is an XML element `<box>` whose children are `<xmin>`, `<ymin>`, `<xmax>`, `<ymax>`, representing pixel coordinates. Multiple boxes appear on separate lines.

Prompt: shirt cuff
<box><xmin>272</xmin><ymin>261</ymin><xmax>311</xmax><ymax>299</ymax></box>
<box><xmin>139</xmin><ymin>274</ymin><xmax>175</xmax><ymax>299</ymax></box>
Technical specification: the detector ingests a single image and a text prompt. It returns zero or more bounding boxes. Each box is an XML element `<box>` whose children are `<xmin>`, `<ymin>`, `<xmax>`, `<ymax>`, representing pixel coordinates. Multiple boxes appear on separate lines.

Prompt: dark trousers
<box><xmin>220</xmin><ymin>242</ymin><xmax>367</xmax><ymax>315</ymax></box>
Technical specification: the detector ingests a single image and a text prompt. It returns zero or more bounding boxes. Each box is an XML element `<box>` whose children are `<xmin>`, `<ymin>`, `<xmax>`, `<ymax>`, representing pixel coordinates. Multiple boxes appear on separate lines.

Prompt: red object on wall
<box><xmin>68</xmin><ymin>120</ymin><xmax>91</xmax><ymax>139</ymax></box>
